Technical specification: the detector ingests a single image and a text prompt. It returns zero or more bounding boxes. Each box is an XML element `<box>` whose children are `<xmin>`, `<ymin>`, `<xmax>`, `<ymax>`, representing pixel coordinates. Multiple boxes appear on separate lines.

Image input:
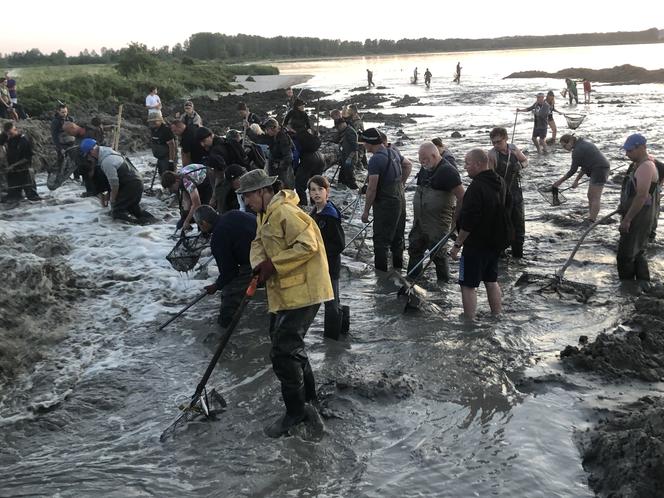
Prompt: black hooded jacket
<box><xmin>458</xmin><ymin>169</ymin><xmax>511</xmax><ymax>251</ymax></box>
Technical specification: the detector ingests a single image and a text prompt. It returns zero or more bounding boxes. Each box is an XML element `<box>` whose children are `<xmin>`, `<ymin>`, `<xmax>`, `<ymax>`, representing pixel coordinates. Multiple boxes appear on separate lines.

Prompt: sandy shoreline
<box><xmin>221</xmin><ymin>74</ymin><xmax>314</xmax><ymax>95</ymax></box>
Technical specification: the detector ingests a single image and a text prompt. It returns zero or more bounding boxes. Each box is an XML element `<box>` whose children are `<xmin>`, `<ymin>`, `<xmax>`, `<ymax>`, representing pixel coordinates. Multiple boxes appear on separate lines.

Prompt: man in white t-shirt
<box><xmin>145</xmin><ymin>87</ymin><xmax>162</xmax><ymax>120</ymax></box>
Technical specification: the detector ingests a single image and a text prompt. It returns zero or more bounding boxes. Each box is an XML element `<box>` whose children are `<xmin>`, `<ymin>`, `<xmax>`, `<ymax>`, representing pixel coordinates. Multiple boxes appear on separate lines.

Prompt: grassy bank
<box><xmin>17</xmin><ymin>61</ymin><xmax>278</xmax><ymax>117</ymax></box>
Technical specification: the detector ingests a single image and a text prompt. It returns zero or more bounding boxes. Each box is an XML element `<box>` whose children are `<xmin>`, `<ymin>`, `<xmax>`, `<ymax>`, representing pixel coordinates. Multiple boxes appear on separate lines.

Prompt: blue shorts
<box><xmin>458</xmin><ymin>246</ymin><xmax>499</xmax><ymax>288</ymax></box>
<box><xmin>532</xmin><ymin>127</ymin><xmax>547</xmax><ymax>139</ymax></box>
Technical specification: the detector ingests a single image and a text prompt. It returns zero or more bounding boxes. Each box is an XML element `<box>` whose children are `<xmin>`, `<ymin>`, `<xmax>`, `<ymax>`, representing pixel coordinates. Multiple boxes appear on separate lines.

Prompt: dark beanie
<box><xmin>196</xmin><ymin>127</ymin><xmax>213</xmax><ymax>142</ymax></box>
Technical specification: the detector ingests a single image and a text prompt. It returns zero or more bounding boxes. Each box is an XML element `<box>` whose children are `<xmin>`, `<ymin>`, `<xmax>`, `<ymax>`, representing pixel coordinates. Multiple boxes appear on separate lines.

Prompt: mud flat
<box><xmin>505</xmin><ymin>64</ymin><xmax>664</xmax><ymax>84</ymax></box>
<box><xmin>0</xmin><ymin>233</ymin><xmax>85</xmax><ymax>384</ymax></box>
<box><xmin>559</xmin><ymin>284</ymin><xmax>664</xmax><ymax>496</ymax></box>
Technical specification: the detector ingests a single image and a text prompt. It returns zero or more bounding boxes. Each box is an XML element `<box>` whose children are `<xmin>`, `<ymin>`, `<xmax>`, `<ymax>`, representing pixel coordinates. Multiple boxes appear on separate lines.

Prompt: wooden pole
<box><xmin>113</xmin><ymin>104</ymin><xmax>123</xmax><ymax>150</ymax></box>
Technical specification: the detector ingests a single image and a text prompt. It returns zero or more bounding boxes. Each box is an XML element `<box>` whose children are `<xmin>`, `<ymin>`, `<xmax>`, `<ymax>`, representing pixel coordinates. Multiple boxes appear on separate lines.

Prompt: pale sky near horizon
<box><xmin>3</xmin><ymin>1</ymin><xmax>663</xmax><ymax>56</ymax></box>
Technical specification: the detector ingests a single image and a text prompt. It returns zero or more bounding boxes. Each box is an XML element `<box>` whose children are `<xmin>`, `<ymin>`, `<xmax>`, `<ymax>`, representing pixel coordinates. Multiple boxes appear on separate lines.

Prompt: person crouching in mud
<box><xmin>161</xmin><ymin>165</ymin><xmax>213</xmax><ymax>236</ymax></box>
<box><xmin>552</xmin><ymin>134</ymin><xmax>610</xmax><ymax>223</ymax></box>
<box><xmin>195</xmin><ymin>205</ymin><xmax>256</xmax><ymax>328</ymax></box>
<box><xmin>80</xmin><ymin>138</ymin><xmax>154</xmax><ymax>224</ymax></box>
<box><xmin>236</xmin><ymin>169</ymin><xmax>333</xmax><ymax>438</ymax></box>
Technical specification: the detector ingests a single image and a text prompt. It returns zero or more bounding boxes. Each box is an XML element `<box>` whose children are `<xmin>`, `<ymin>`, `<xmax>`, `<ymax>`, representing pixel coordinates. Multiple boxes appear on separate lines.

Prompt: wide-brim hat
<box><xmin>235</xmin><ymin>169</ymin><xmax>278</xmax><ymax>194</ymax></box>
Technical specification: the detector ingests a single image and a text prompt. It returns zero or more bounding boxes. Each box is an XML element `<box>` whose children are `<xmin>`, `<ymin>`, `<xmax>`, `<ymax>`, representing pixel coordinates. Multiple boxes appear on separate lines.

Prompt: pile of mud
<box><xmin>560</xmin><ymin>286</ymin><xmax>664</xmax><ymax>381</ymax></box>
<box><xmin>578</xmin><ymin>396</ymin><xmax>664</xmax><ymax>497</ymax></box>
<box><xmin>505</xmin><ymin>64</ymin><xmax>664</xmax><ymax>84</ymax></box>
<box><xmin>0</xmin><ymin>113</ymin><xmax>149</xmax><ymax>174</ymax></box>
<box><xmin>0</xmin><ymin>233</ymin><xmax>85</xmax><ymax>385</ymax></box>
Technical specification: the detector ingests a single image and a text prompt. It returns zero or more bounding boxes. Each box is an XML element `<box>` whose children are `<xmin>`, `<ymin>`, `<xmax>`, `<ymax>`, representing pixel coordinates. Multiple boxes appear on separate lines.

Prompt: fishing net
<box><xmin>159</xmin><ymin>388</ymin><xmax>227</xmax><ymax>442</ymax></box>
<box><xmin>514</xmin><ymin>271</ymin><xmax>596</xmax><ymax>303</ymax></box>
<box><xmin>537</xmin><ymin>185</ymin><xmax>568</xmax><ymax>206</ymax></box>
<box><xmin>564</xmin><ymin>113</ymin><xmax>586</xmax><ymax>130</ymax></box>
<box><xmin>46</xmin><ymin>147</ymin><xmax>80</xmax><ymax>191</ymax></box>
<box><xmin>166</xmin><ymin>234</ymin><xmax>209</xmax><ymax>272</ymax></box>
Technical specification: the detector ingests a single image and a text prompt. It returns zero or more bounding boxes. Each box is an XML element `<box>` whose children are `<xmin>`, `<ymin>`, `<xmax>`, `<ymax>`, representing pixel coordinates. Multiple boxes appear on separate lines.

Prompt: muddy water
<box><xmin>2</xmin><ymin>45</ymin><xmax>664</xmax><ymax>496</ymax></box>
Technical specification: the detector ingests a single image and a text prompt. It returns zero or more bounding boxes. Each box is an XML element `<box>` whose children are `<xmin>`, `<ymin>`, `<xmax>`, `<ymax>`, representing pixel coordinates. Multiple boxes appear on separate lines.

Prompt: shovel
<box><xmin>160</xmin><ymin>276</ymin><xmax>259</xmax><ymax>441</ymax></box>
<box><xmin>515</xmin><ymin>209</ymin><xmax>619</xmax><ymax>302</ymax></box>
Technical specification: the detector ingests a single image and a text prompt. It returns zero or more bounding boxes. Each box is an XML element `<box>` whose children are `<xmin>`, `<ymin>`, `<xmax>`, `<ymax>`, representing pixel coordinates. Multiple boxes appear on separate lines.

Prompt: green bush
<box><xmin>20</xmin><ymin>60</ymin><xmax>268</xmax><ymax>116</ymax></box>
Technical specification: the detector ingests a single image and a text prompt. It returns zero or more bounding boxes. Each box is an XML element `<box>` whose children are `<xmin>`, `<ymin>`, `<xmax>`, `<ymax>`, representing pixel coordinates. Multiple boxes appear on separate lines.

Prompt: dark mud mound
<box><xmin>578</xmin><ymin>396</ymin><xmax>664</xmax><ymax>498</ymax></box>
<box><xmin>560</xmin><ymin>291</ymin><xmax>664</xmax><ymax>382</ymax></box>
<box><xmin>0</xmin><ymin>234</ymin><xmax>84</xmax><ymax>384</ymax></box>
<box><xmin>505</xmin><ymin>64</ymin><xmax>664</xmax><ymax>84</ymax></box>
<box><xmin>334</xmin><ymin>369</ymin><xmax>421</xmax><ymax>401</ymax></box>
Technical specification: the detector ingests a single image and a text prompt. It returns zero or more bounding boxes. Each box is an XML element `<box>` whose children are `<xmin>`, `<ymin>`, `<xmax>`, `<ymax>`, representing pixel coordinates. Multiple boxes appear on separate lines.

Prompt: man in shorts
<box><xmin>449</xmin><ymin>149</ymin><xmax>508</xmax><ymax>320</ymax></box>
<box><xmin>517</xmin><ymin>93</ymin><xmax>550</xmax><ymax>154</ymax></box>
<box><xmin>552</xmin><ymin>134</ymin><xmax>610</xmax><ymax>222</ymax></box>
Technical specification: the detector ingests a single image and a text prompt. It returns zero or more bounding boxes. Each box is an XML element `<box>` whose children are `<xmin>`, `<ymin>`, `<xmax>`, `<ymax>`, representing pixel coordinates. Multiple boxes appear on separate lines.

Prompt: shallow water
<box><xmin>2</xmin><ymin>44</ymin><xmax>664</xmax><ymax>497</ymax></box>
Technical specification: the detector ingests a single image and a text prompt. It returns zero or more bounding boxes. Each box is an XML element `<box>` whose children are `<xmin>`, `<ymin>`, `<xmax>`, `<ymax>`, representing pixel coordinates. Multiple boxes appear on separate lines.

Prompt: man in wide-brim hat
<box><xmin>236</xmin><ymin>169</ymin><xmax>333</xmax><ymax>437</ymax></box>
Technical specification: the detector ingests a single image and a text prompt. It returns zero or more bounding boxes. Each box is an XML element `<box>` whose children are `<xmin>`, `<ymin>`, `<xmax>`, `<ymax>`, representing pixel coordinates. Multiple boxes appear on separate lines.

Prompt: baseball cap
<box><xmin>358</xmin><ymin>128</ymin><xmax>382</xmax><ymax>145</ymax></box>
<box><xmin>621</xmin><ymin>133</ymin><xmax>647</xmax><ymax>151</ymax></box>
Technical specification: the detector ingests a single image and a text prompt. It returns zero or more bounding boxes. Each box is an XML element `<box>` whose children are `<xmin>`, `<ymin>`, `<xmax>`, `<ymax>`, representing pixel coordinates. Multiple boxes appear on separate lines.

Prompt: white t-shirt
<box><xmin>145</xmin><ymin>94</ymin><xmax>161</xmax><ymax>109</ymax></box>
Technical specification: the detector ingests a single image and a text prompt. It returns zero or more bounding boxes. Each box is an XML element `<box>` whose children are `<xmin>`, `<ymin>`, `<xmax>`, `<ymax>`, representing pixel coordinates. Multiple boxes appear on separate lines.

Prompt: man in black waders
<box><xmin>245</xmin><ymin>118</ymin><xmax>295</xmax><ymax>189</ymax></box>
<box><xmin>360</xmin><ymin>128</ymin><xmax>409</xmax><ymax>272</ymax></box>
<box><xmin>0</xmin><ymin>122</ymin><xmax>40</xmax><ymax>202</ymax></box>
<box><xmin>80</xmin><ymin>139</ymin><xmax>154</xmax><ymax>223</ymax></box>
<box><xmin>617</xmin><ymin>133</ymin><xmax>659</xmax><ymax>282</ymax></box>
<box><xmin>148</xmin><ymin>112</ymin><xmax>177</xmax><ymax>176</ymax></box>
<box><xmin>236</xmin><ymin>169</ymin><xmax>333</xmax><ymax>438</ymax></box>
<box><xmin>194</xmin><ymin>205</ymin><xmax>256</xmax><ymax>327</ymax></box>
<box><xmin>62</xmin><ymin>121</ymin><xmax>109</xmax><ymax>198</ymax></box>
<box><xmin>408</xmin><ymin>142</ymin><xmax>464</xmax><ymax>281</ymax></box>
<box><xmin>487</xmin><ymin>127</ymin><xmax>528</xmax><ymax>258</ymax></box>
<box><xmin>334</xmin><ymin>118</ymin><xmax>360</xmax><ymax>190</ymax></box>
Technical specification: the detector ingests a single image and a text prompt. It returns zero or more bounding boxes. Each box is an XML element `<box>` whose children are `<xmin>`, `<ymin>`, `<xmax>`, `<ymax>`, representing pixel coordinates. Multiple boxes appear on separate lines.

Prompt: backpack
<box><xmin>493</xmin><ymin>179</ymin><xmax>515</xmax><ymax>251</ymax></box>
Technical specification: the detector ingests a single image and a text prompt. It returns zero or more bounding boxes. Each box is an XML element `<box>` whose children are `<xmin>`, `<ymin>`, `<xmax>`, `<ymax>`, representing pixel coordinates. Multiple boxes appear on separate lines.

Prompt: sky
<box><xmin>2</xmin><ymin>0</ymin><xmax>663</xmax><ymax>56</ymax></box>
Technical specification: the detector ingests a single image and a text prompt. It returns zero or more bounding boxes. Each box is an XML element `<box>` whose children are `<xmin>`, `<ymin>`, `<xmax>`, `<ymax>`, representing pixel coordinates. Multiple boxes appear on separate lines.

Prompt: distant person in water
<box><xmin>454</xmin><ymin>62</ymin><xmax>462</xmax><ymax>83</ymax></box>
<box><xmin>583</xmin><ymin>79</ymin><xmax>592</xmax><ymax>104</ymax></box>
<box><xmin>366</xmin><ymin>69</ymin><xmax>375</xmax><ymax>87</ymax></box>
<box><xmin>545</xmin><ymin>90</ymin><xmax>563</xmax><ymax>143</ymax></box>
<box><xmin>552</xmin><ymin>134</ymin><xmax>610</xmax><ymax>222</ymax></box>
<box><xmin>517</xmin><ymin>92</ymin><xmax>550</xmax><ymax>154</ymax></box>
<box><xmin>424</xmin><ymin>68</ymin><xmax>432</xmax><ymax>88</ymax></box>
<box><xmin>565</xmin><ymin>78</ymin><xmax>579</xmax><ymax>105</ymax></box>
<box><xmin>412</xmin><ymin>67</ymin><xmax>418</xmax><ymax>84</ymax></box>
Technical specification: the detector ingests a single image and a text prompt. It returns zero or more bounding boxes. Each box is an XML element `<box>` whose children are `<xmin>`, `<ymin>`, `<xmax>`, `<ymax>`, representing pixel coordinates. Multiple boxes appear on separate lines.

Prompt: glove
<box><xmin>253</xmin><ymin>259</ymin><xmax>276</xmax><ymax>284</ymax></box>
<box><xmin>204</xmin><ymin>283</ymin><xmax>218</xmax><ymax>295</ymax></box>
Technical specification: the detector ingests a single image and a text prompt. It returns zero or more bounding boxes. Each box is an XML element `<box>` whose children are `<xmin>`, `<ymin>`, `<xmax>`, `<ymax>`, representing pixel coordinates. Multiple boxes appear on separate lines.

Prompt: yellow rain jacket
<box><xmin>250</xmin><ymin>190</ymin><xmax>334</xmax><ymax>312</ymax></box>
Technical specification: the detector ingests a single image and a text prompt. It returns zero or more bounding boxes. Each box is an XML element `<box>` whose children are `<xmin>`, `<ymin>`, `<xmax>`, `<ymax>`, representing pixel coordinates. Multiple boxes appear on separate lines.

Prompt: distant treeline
<box><xmin>1</xmin><ymin>28</ymin><xmax>661</xmax><ymax>67</ymax></box>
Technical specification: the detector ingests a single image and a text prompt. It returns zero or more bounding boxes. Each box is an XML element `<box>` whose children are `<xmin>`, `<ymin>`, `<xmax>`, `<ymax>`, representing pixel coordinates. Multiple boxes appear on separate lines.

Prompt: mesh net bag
<box><xmin>564</xmin><ymin>113</ymin><xmax>586</xmax><ymax>130</ymax></box>
<box><xmin>166</xmin><ymin>235</ymin><xmax>209</xmax><ymax>272</ymax></box>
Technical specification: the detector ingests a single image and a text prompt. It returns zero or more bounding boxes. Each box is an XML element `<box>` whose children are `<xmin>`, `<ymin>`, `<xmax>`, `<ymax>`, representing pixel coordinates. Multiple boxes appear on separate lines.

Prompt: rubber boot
<box><xmin>323</xmin><ymin>304</ymin><xmax>342</xmax><ymax>340</ymax></box>
<box><xmin>265</xmin><ymin>388</ymin><xmax>306</xmax><ymax>438</ymax></box>
<box><xmin>435</xmin><ymin>259</ymin><xmax>450</xmax><ymax>283</ymax></box>
<box><xmin>340</xmin><ymin>305</ymin><xmax>350</xmax><ymax>335</ymax></box>
<box><xmin>303</xmin><ymin>361</ymin><xmax>318</xmax><ymax>408</ymax></box>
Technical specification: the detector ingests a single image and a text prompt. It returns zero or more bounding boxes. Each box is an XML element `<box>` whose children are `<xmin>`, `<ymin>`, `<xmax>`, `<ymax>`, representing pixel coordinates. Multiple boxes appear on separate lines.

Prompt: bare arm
<box><xmin>621</xmin><ymin>161</ymin><xmax>657</xmax><ymax>233</ymax></box>
<box><xmin>361</xmin><ymin>175</ymin><xmax>379</xmax><ymax>223</ymax></box>
<box><xmin>167</xmin><ymin>139</ymin><xmax>177</xmax><ymax>162</ymax></box>
<box><xmin>400</xmin><ymin>157</ymin><xmax>412</xmax><ymax>185</ymax></box>
<box><xmin>451</xmin><ymin>184</ymin><xmax>465</xmax><ymax>228</ymax></box>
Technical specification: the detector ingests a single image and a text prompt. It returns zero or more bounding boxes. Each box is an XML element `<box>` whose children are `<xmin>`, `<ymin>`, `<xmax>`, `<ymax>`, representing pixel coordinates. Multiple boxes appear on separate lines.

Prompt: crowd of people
<box><xmin>0</xmin><ymin>79</ymin><xmax>659</xmax><ymax>438</ymax></box>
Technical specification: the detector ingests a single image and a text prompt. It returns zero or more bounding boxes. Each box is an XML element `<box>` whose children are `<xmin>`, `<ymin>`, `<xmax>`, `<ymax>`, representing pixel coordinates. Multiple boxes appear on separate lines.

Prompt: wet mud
<box><xmin>560</xmin><ymin>285</ymin><xmax>664</xmax><ymax>382</ymax></box>
<box><xmin>0</xmin><ymin>233</ymin><xmax>85</xmax><ymax>383</ymax></box>
<box><xmin>578</xmin><ymin>396</ymin><xmax>664</xmax><ymax>498</ymax></box>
